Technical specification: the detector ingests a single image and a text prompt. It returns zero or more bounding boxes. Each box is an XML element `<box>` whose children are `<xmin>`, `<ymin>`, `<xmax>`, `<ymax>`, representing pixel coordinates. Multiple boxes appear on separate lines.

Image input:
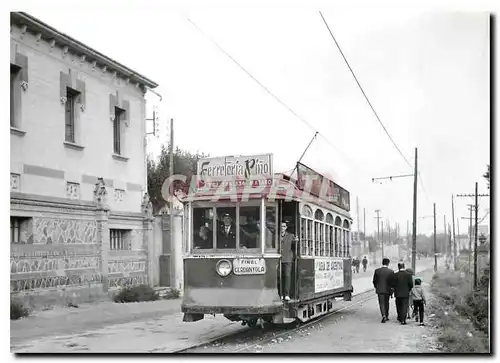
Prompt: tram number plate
<box><xmin>233</xmin><ymin>258</ymin><xmax>266</xmax><ymax>275</ymax></box>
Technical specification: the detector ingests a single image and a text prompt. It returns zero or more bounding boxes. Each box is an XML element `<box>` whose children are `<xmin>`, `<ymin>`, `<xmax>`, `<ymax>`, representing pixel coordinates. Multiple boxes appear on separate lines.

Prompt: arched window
<box><xmin>325</xmin><ymin>213</ymin><xmax>334</xmax><ymax>224</ymax></box>
<box><xmin>302</xmin><ymin>205</ymin><xmax>313</xmax><ymax>218</ymax></box>
<box><xmin>314</xmin><ymin>209</ymin><xmax>324</xmax><ymax>221</ymax></box>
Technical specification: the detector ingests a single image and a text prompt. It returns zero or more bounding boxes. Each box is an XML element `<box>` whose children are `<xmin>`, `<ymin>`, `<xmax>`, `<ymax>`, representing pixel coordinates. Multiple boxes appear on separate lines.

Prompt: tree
<box><xmin>483</xmin><ymin>164</ymin><xmax>490</xmax><ymax>190</ymax></box>
<box><xmin>147</xmin><ymin>144</ymin><xmax>208</xmax><ymax>213</ymax></box>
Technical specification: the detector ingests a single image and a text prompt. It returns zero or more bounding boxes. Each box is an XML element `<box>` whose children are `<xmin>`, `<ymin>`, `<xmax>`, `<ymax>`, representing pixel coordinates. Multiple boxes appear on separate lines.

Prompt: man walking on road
<box><xmin>372</xmin><ymin>258</ymin><xmax>394</xmax><ymax>323</ymax></box>
<box><xmin>362</xmin><ymin>256</ymin><xmax>368</xmax><ymax>272</ymax></box>
<box><xmin>391</xmin><ymin>262</ymin><xmax>414</xmax><ymax>325</ymax></box>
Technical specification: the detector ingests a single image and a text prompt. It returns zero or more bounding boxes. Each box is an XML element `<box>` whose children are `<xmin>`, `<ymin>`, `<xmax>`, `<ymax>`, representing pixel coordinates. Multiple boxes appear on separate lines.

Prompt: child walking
<box><xmin>410</xmin><ymin>278</ymin><xmax>426</xmax><ymax>326</ymax></box>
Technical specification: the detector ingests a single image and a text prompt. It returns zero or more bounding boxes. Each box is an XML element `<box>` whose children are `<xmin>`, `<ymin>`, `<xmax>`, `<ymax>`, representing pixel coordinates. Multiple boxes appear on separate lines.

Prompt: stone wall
<box><xmin>10</xmin><ymin>192</ymin><xmax>155</xmax><ymax>309</ymax></box>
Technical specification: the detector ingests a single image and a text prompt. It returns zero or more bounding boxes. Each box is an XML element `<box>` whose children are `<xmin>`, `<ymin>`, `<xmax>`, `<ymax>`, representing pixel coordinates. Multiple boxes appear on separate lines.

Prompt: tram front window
<box><xmin>239</xmin><ymin>206</ymin><xmax>261</xmax><ymax>249</ymax></box>
<box><xmin>193</xmin><ymin>208</ymin><xmax>214</xmax><ymax>249</ymax></box>
<box><xmin>216</xmin><ymin>208</ymin><xmax>237</xmax><ymax>249</ymax></box>
<box><xmin>265</xmin><ymin>206</ymin><xmax>277</xmax><ymax>249</ymax></box>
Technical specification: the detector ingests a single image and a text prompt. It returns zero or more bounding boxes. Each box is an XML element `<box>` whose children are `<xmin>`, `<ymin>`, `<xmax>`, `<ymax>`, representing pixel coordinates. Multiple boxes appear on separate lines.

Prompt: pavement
<box><xmin>10</xmin><ymin>258</ymin><xmax>438</xmax><ymax>353</ymax></box>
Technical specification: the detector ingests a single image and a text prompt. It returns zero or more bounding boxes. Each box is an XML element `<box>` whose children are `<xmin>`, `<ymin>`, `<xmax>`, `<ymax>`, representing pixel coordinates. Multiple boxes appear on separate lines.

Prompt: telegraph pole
<box><xmin>474</xmin><ymin>182</ymin><xmax>478</xmax><ymax>289</ymax></box>
<box><xmin>356</xmin><ymin>197</ymin><xmax>360</xmax><ymax>244</ymax></box>
<box><xmin>443</xmin><ymin>215</ymin><xmax>448</xmax><ymax>268</ymax></box>
<box><xmin>433</xmin><ymin>203</ymin><xmax>437</xmax><ymax>272</ymax></box>
<box><xmin>411</xmin><ymin>148</ymin><xmax>418</xmax><ymax>273</ymax></box>
<box><xmin>363</xmin><ymin>208</ymin><xmax>366</xmax><ymax>251</ymax></box>
<box><xmin>456</xmin><ymin>188</ymin><xmax>489</xmax><ymax>287</ymax></box>
<box><xmin>456</xmin><ymin>218</ymin><xmax>461</xmax><ymax>253</ymax></box>
<box><xmin>468</xmin><ymin>205</ymin><xmax>473</xmax><ymax>272</ymax></box>
<box><xmin>381</xmin><ymin>220</ymin><xmax>385</xmax><ymax>258</ymax></box>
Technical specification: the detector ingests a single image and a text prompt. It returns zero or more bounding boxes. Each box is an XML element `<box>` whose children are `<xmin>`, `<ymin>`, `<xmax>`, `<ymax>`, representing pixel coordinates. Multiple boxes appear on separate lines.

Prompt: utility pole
<box><xmin>456</xmin><ymin>218</ymin><xmax>461</xmax><ymax>253</ymax></box>
<box><xmin>381</xmin><ymin>220</ymin><xmax>385</xmax><ymax>258</ymax></box>
<box><xmin>356</xmin><ymin>197</ymin><xmax>360</xmax><ymax>244</ymax></box>
<box><xmin>411</xmin><ymin>147</ymin><xmax>418</xmax><ymax>273</ymax></box>
<box><xmin>169</xmin><ymin>118</ymin><xmax>175</xmax><ymax>289</ymax></box>
<box><xmin>375</xmin><ymin>210</ymin><xmax>381</xmax><ymax>263</ymax></box>
<box><xmin>468</xmin><ymin>205</ymin><xmax>473</xmax><ymax>272</ymax></box>
<box><xmin>443</xmin><ymin>215</ymin><xmax>448</xmax><ymax>269</ymax></box>
<box><xmin>433</xmin><ymin>203</ymin><xmax>437</xmax><ymax>272</ymax></box>
<box><xmin>363</xmin><ymin>208</ymin><xmax>366</xmax><ymax>250</ymax></box>
<box><xmin>461</xmin><ymin>207</ymin><xmax>474</xmax><ymax>274</ymax></box>
<box><xmin>474</xmin><ymin>182</ymin><xmax>478</xmax><ymax>290</ymax></box>
<box><xmin>452</xmin><ymin>195</ymin><xmax>457</xmax><ymax>270</ymax></box>
<box><xmin>456</xmin><ymin>188</ymin><xmax>489</xmax><ymax>287</ymax></box>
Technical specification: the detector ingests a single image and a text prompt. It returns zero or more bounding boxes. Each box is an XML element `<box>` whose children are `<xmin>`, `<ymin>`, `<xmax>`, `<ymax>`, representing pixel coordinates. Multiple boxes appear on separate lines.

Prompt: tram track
<box><xmin>170</xmin><ymin>288</ymin><xmax>377</xmax><ymax>353</ymax></box>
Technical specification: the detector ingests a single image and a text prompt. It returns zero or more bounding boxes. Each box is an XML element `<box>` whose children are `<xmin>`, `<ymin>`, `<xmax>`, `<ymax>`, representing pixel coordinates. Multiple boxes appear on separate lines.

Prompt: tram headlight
<box><xmin>216</xmin><ymin>259</ymin><xmax>232</xmax><ymax>277</ymax></box>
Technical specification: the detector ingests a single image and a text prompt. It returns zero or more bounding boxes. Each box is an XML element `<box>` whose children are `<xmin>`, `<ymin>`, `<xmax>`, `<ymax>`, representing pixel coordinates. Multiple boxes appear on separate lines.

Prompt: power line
<box><xmin>318</xmin><ymin>11</ymin><xmax>413</xmax><ymax>170</ymax></box>
<box><xmin>184</xmin><ymin>15</ymin><xmax>373</xmax><ymax>179</ymax></box>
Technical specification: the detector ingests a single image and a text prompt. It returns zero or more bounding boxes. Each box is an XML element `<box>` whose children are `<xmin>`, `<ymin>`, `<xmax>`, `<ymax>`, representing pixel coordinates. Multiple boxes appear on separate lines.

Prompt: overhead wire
<box><xmin>184</xmin><ymin>15</ymin><xmax>375</xmax><ymax>180</ymax></box>
<box><xmin>319</xmin><ymin>11</ymin><xmax>432</xmax><ymax>204</ymax></box>
<box><xmin>184</xmin><ymin>13</ymin><xmax>422</xmax><ymax>225</ymax></box>
<box><xmin>319</xmin><ymin>11</ymin><xmax>413</xmax><ymax>170</ymax></box>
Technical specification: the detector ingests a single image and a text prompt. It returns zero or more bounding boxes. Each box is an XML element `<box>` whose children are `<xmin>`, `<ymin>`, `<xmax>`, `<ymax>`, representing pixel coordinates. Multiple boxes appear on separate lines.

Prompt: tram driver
<box><xmin>217</xmin><ymin>213</ymin><xmax>237</xmax><ymax>249</ymax></box>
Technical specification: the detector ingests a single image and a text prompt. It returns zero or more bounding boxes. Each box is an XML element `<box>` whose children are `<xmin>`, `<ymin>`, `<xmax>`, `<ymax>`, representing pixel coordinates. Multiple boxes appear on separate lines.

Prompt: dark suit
<box><xmin>372</xmin><ymin>266</ymin><xmax>394</xmax><ymax>319</ymax></box>
<box><xmin>217</xmin><ymin>224</ymin><xmax>236</xmax><ymax>249</ymax></box>
<box><xmin>281</xmin><ymin>232</ymin><xmax>295</xmax><ymax>297</ymax></box>
<box><xmin>391</xmin><ymin>269</ymin><xmax>414</xmax><ymax>322</ymax></box>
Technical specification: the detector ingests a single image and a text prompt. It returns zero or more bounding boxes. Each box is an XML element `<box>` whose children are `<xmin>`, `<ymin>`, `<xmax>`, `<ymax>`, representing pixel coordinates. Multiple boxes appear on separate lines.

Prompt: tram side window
<box><xmin>215</xmin><ymin>207</ymin><xmax>237</xmax><ymax>249</ymax></box>
<box><xmin>335</xmin><ymin>228</ymin><xmax>341</xmax><ymax>257</ymax></box>
<box><xmin>239</xmin><ymin>206</ymin><xmax>261</xmax><ymax>249</ymax></box>
<box><xmin>193</xmin><ymin>208</ymin><xmax>214</xmax><ymax>250</ymax></box>
<box><xmin>307</xmin><ymin>220</ymin><xmax>313</xmax><ymax>255</ymax></box>
<box><xmin>265</xmin><ymin>206</ymin><xmax>277</xmax><ymax>250</ymax></box>
<box><xmin>300</xmin><ymin>218</ymin><xmax>307</xmax><ymax>255</ymax></box>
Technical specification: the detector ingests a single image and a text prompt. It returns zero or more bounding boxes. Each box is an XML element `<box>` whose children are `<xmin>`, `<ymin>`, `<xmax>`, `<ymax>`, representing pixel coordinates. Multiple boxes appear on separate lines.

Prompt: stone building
<box><xmin>10</xmin><ymin>12</ymin><xmax>159</xmax><ymax>306</ymax></box>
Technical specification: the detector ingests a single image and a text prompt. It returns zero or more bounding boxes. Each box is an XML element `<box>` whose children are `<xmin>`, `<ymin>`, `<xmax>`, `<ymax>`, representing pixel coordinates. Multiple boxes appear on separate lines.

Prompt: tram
<box><xmin>180</xmin><ymin>154</ymin><xmax>353</xmax><ymax>327</ymax></box>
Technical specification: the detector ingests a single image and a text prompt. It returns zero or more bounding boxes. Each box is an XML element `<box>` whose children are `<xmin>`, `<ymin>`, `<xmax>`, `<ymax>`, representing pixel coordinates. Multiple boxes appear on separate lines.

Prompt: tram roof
<box><xmin>179</xmin><ymin>173</ymin><xmax>352</xmax><ymax>219</ymax></box>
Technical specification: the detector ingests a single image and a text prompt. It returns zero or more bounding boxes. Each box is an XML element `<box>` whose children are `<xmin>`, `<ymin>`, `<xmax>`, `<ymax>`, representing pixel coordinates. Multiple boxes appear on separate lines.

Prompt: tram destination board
<box><xmin>233</xmin><ymin>258</ymin><xmax>266</xmax><ymax>275</ymax></box>
<box><xmin>296</xmin><ymin>162</ymin><xmax>350</xmax><ymax>211</ymax></box>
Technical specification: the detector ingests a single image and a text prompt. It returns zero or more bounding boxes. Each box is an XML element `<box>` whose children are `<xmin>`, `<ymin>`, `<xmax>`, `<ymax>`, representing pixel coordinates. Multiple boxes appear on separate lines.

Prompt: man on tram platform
<box><xmin>280</xmin><ymin>220</ymin><xmax>297</xmax><ymax>301</ymax></box>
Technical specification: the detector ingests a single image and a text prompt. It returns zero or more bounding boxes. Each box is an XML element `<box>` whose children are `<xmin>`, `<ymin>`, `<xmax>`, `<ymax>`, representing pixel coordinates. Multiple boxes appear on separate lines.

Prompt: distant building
<box><xmin>10</xmin><ymin>12</ymin><xmax>159</xmax><ymax>303</ymax></box>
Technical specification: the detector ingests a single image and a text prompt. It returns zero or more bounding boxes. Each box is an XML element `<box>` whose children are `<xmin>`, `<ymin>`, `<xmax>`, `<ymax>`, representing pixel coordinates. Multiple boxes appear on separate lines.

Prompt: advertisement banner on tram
<box><xmin>314</xmin><ymin>258</ymin><xmax>344</xmax><ymax>293</ymax></box>
<box><xmin>296</xmin><ymin>162</ymin><xmax>350</xmax><ymax>211</ymax></box>
<box><xmin>194</xmin><ymin>154</ymin><xmax>274</xmax><ymax>194</ymax></box>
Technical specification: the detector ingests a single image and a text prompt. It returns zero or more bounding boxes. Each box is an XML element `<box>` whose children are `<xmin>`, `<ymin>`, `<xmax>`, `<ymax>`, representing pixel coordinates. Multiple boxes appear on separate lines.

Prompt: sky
<box><xmin>11</xmin><ymin>1</ymin><xmax>492</xmax><ymax>237</ymax></box>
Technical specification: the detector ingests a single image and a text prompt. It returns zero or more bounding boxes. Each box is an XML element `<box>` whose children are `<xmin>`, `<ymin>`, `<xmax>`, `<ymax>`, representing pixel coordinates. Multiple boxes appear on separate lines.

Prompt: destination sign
<box><xmin>232</xmin><ymin>258</ymin><xmax>266</xmax><ymax>275</ymax></box>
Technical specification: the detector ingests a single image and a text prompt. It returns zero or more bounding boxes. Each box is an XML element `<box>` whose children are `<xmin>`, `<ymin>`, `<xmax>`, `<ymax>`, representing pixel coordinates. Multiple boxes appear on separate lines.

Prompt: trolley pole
<box><xmin>434</xmin><ymin>203</ymin><xmax>437</xmax><ymax>272</ymax></box>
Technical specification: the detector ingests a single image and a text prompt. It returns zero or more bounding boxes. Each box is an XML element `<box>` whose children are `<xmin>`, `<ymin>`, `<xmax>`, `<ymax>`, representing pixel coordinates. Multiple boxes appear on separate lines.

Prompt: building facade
<box><xmin>10</xmin><ymin>12</ymin><xmax>159</xmax><ymax>306</ymax></box>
